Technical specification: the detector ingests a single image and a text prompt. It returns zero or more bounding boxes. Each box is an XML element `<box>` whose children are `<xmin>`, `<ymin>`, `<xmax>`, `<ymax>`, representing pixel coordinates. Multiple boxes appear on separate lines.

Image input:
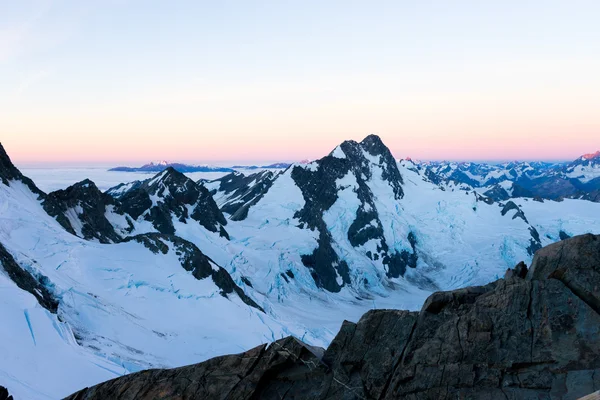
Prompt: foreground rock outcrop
<box><xmin>67</xmin><ymin>234</ymin><xmax>600</xmax><ymax>400</ymax></box>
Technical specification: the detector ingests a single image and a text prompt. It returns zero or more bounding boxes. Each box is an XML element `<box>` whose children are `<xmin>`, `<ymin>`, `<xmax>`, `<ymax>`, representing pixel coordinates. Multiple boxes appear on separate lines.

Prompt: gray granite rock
<box><xmin>65</xmin><ymin>234</ymin><xmax>600</xmax><ymax>400</ymax></box>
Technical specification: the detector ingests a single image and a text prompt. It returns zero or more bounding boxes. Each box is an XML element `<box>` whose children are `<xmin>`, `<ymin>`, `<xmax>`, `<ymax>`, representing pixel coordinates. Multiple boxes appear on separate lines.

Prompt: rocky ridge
<box><xmin>204</xmin><ymin>170</ymin><xmax>278</xmax><ymax>221</ymax></box>
<box><xmin>0</xmin><ymin>144</ymin><xmax>261</xmax><ymax>315</ymax></box>
<box><xmin>66</xmin><ymin>234</ymin><xmax>600</xmax><ymax>400</ymax></box>
<box><xmin>290</xmin><ymin>134</ymin><xmax>414</xmax><ymax>292</ymax></box>
<box><xmin>115</xmin><ymin>167</ymin><xmax>229</xmax><ymax>238</ymax></box>
<box><xmin>43</xmin><ymin>179</ymin><xmax>123</xmax><ymax>243</ymax></box>
<box><xmin>124</xmin><ymin>233</ymin><xmax>263</xmax><ymax>311</ymax></box>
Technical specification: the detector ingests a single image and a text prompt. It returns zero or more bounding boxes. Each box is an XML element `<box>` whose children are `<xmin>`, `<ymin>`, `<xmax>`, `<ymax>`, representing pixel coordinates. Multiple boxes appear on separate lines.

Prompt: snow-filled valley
<box><xmin>2</xmin><ymin>135</ymin><xmax>600</xmax><ymax>399</ymax></box>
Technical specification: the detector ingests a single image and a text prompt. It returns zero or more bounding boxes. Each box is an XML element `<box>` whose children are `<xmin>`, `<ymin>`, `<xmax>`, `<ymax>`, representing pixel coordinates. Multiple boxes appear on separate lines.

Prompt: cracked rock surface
<box><xmin>66</xmin><ymin>234</ymin><xmax>600</xmax><ymax>400</ymax></box>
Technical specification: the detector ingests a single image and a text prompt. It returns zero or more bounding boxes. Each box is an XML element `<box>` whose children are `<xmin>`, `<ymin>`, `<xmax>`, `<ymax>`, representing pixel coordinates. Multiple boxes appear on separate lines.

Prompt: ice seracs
<box><xmin>2</xmin><ymin>137</ymin><xmax>600</xmax><ymax>399</ymax></box>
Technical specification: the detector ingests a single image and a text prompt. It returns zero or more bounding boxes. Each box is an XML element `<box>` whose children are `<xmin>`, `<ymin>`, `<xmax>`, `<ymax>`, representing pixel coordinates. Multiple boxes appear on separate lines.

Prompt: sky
<box><xmin>1</xmin><ymin>0</ymin><xmax>599</xmax><ymax>165</ymax></box>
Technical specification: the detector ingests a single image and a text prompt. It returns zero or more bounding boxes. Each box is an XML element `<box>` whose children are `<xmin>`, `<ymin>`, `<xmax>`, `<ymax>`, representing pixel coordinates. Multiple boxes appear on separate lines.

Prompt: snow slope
<box><xmin>0</xmin><ymin>180</ymin><xmax>289</xmax><ymax>398</ymax></box>
<box><xmin>2</xmin><ymin>137</ymin><xmax>600</xmax><ymax>399</ymax></box>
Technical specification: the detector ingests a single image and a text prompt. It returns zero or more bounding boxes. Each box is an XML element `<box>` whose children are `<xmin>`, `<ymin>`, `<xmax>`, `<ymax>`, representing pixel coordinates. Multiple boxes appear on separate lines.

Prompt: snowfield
<box><xmin>2</xmin><ymin>144</ymin><xmax>600</xmax><ymax>399</ymax></box>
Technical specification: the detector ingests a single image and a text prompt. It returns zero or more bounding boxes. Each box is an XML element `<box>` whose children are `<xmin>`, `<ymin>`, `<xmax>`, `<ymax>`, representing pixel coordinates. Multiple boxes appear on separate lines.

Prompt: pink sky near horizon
<box><xmin>2</xmin><ymin>1</ymin><xmax>599</xmax><ymax>165</ymax></box>
<box><xmin>4</xmin><ymin>127</ymin><xmax>599</xmax><ymax>166</ymax></box>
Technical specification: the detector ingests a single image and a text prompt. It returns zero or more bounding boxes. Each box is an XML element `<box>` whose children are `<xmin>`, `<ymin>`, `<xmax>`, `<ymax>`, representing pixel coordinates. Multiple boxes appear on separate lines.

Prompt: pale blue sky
<box><xmin>1</xmin><ymin>0</ymin><xmax>599</xmax><ymax>164</ymax></box>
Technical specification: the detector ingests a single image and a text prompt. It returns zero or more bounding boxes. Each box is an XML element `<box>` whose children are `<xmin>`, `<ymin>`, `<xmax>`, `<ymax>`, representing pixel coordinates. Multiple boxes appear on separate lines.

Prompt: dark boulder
<box><xmin>504</xmin><ymin>260</ymin><xmax>528</xmax><ymax>279</ymax></box>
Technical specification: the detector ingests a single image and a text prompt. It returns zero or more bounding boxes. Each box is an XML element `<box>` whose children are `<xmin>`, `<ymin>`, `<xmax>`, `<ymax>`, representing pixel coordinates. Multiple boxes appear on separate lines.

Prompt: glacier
<box><xmin>1</xmin><ymin>136</ymin><xmax>600</xmax><ymax>399</ymax></box>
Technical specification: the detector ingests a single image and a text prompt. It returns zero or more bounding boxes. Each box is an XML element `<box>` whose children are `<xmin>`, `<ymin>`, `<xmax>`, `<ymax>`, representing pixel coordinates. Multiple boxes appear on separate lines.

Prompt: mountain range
<box><xmin>109</xmin><ymin>161</ymin><xmax>292</xmax><ymax>173</ymax></box>
<box><xmin>412</xmin><ymin>151</ymin><xmax>600</xmax><ymax>202</ymax></box>
<box><xmin>109</xmin><ymin>161</ymin><xmax>235</xmax><ymax>173</ymax></box>
<box><xmin>1</xmin><ymin>136</ymin><xmax>600</xmax><ymax>399</ymax></box>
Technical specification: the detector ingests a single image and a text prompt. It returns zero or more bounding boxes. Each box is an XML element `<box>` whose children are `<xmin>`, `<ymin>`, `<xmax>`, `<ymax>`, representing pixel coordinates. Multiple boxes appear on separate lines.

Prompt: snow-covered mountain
<box><xmin>418</xmin><ymin>152</ymin><xmax>600</xmax><ymax>202</ymax></box>
<box><xmin>1</xmin><ymin>137</ymin><xmax>600</xmax><ymax>399</ymax></box>
<box><xmin>230</xmin><ymin>162</ymin><xmax>292</xmax><ymax>170</ymax></box>
<box><xmin>203</xmin><ymin>170</ymin><xmax>278</xmax><ymax>221</ymax></box>
<box><xmin>109</xmin><ymin>162</ymin><xmax>234</xmax><ymax>173</ymax></box>
<box><xmin>565</xmin><ymin>150</ymin><xmax>600</xmax><ymax>183</ymax></box>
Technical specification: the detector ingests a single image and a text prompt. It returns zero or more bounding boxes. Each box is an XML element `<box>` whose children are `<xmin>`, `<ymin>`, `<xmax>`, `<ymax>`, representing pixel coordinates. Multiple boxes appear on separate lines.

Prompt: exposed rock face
<box><xmin>527</xmin><ymin>233</ymin><xmax>600</xmax><ymax>315</ymax></box>
<box><xmin>66</xmin><ymin>234</ymin><xmax>600</xmax><ymax>400</ymax></box>
<box><xmin>498</xmin><ymin>201</ymin><xmax>543</xmax><ymax>256</ymax></box>
<box><xmin>114</xmin><ymin>168</ymin><xmax>229</xmax><ymax>238</ymax></box>
<box><xmin>0</xmin><ymin>386</ymin><xmax>13</xmax><ymax>400</ymax></box>
<box><xmin>504</xmin><ymin>260</ymin><xmax>528</xmax><ymax>279</ymax></box>
<box><xmin>65</xmin><ymin>337</ymin><xmax>326</xmax><ymax>400</ymax></box>
<box><xmin>43</xmin><ymin>179</ymin><xmax>123</xmax><ymax>243</ymax></box>
<box><xmin>483</xmin><ymin>184</ymin><xmax>511</xmax><ymax>201</ymax></box>
<box><xmin>124</xmin><ymin>233</ymin><xmax>263</xmax><ymax>312</ymax></box>
<box><xmin>500</xmin><ymin>200</ymin><xmax>528</xmax><ymax>222</ymax></box>
<box><xmin>0</xmin><ymin>142</ymin><xmax>45</xmax><ymax>197</ymax></box>
<box><xmin>291</xmin><ymin>135</ymin><xmax>412</xmax><ymax>292</ymax></box>
<box><xmin>42</xmin><ymin>170</ymin><xmax>230</xmax><ymax>244</ymax></box>
<box><xmin>0</xmin><ymin>242</ymin><xmax>58</xmax><ymax>313</ymax></box>
<box><xmin>205</xmin><ymin>170</ymin><xmax>277</xmax><ymax>221</ymax></box>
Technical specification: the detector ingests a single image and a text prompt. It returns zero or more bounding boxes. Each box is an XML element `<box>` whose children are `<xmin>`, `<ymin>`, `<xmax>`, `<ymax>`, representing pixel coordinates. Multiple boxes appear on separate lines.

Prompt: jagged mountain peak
<box><xmin>581</xmin><ymin>150</ymin><xmax>600</xmax><ymax>161</ymax></box>
<box><xmin>114</xmin><ymin>168</ymin><xmax>229</xmax><ymax>238</ymax></box>
<box><xmin>46</xmin><ymin>179</ymin><xmax>108</xmax><ymax>205</ymax></box>
<box><xmin>140</xmin><ymin>167</ymin><xmax>209</xmax><ymax>200</ymax></box>
<box><xmin>282</xmin><ymin>135</ymin><xmax>411</xmax><ymax>292</ymax></box>
<box><xmin>0</xmin><ymin>142</ymin><xmax>11</xmax><ymax>165</ymax></box>
<box><xmin>0</xmin><ymin>143</ymin><xmax>21</xmax><ymax>185</ymax></box>
<box><xmin>359</xmin><ymin>133</ymin><xmax>389</xmax><ymax>155</ymax></box>
<box><xmin>0</xmin><ymin>142</ymin><xmax>45</xmax><ymax>196</ymax></box>
<box><xmin>143</xmin><ymin>160</ymin><xmax>170</xmax><ymax>167</ymax></box>
<box><xmin>146</xmin><ymin>166</ymin><xmax>189</xmax><ymax>185</ymax></box>
<box><xmin>68</xmin><ymin>179</ymin><xmax>102</xmax><ymax>193</ymax></box>
<box><xmin>43</xmin><ymin>179</ymin><xmax>122</xmax><ymax>244</ymax></box>
<box><xmin>325</xmin><ymin>136</ymin><xmax>404</xmax><ymax>190</ymax></box>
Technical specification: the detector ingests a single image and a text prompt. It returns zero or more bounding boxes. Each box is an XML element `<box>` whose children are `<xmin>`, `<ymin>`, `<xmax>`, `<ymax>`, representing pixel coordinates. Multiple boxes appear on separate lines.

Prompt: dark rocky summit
<box><xmin>43</xmin><ymin>179</ymin><xmax>123</xmax><ymax>243</ymax></box>
<box><xmin>0</xmin><ymin>386</ymin><xmax>13</xmax><ymax>400</ymax></box>
<box><xmin>66</xmin><ymin>234</ymin><xmax>600</xmax><ymax>400</ymax></box>
<box><xmin>114</xmin><ymin>168</ymin><xmax>230</xmax><ymax>238</ymax></box>
<box><xmin>0</xmin><ymin>142</ymin><xmax>45</xmax><ymax>197</ymax></box>
<box><xmin>0</xmin><ymin>148</ymin><xmax>258</xmax><ymax>324</ymax></box>
<box><xmin>42</xmin><ymin>170</ymin><xmax>231</xmax><ymax>244</ymax></box>
<box><xmin>291</xmin><ymin>135</ymin><xmax>412</xmax><ymax>292</ymax></box>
